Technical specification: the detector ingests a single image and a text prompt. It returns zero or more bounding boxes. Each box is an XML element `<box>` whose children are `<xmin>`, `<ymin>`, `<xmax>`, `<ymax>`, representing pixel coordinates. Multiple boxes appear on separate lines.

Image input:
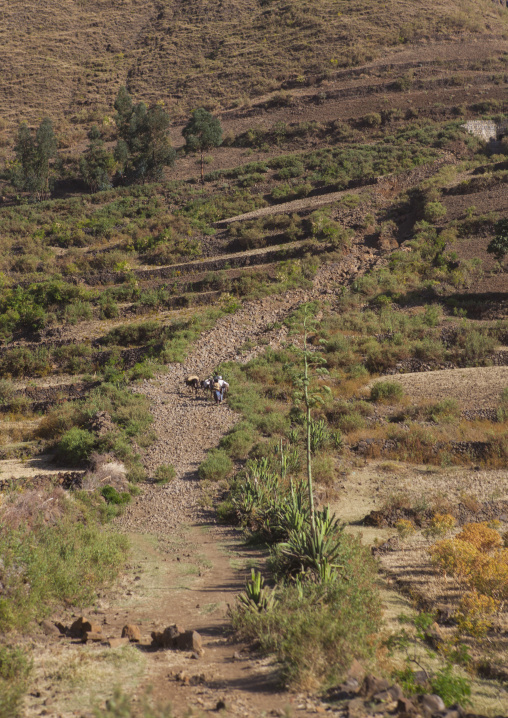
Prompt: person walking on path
<box><xmin>212</xmin><ymin>376</ymin><xmax>223</xmax><ymax>404</ymax></box>
<box><xmin>217</xmin><ymin>376</ymin><xmax>229</xmax><ymax>400</ymax></box>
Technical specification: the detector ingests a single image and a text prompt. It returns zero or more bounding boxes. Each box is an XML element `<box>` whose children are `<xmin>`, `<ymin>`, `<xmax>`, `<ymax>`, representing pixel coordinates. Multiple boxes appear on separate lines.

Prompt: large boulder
<box><xmin>122</xmin><ymin>624</ymin><xmax>141</xmax><ymax>642</ymax></box>
<box><xmin>69</xmin><ymin>617</ymin><xmax>103</xmax><ymax>639</ymax></box>
<box><xmin>151</xmin><ymin>624</ymin><xmax>203</xmax><ymax>654</ymax></box>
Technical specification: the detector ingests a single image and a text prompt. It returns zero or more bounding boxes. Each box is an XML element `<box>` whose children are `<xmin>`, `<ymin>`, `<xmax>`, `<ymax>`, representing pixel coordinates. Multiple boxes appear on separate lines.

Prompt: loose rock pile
<box><xmin>40</xmin><ymin>616</ymin><xmax>204</xmax><ymax>654</ymax></box>
<box><xmin>324</xmin><ymin>664</ymin><xmax>498</xmax><ymax>717</ymax></box>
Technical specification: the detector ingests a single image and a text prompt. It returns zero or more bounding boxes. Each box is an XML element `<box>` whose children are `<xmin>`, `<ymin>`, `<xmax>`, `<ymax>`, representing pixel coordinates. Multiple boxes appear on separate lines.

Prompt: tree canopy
<box><xmin>12</xmin><ymin>118</ymin><xmax>57</xmax><ymax>200</ymax></box>
<box><xmin>487</xmin><ymin>219</ymin><xmax>508</xmax><ymax>264</ymax></box>
<box><xmin>79</xmin><ymin>126</ymin><xmax>115</xmax><ymax>193</ymax></box>
<box><xmin>182</xmin><ymin>108</ymin><xmax>222</xmax><ymax>182</ymax></box>
<box><xmin>113</xmin><ymin>87</ymin><xmax>176</xmax><ymax>184</ymax></box>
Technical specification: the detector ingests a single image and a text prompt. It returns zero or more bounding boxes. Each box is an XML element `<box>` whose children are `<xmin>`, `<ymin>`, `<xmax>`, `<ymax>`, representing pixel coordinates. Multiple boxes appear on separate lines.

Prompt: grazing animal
<box><xmin>185</xmin><ymin>375</ymin><xmax>200</xmax><ymax>393</ymax></box>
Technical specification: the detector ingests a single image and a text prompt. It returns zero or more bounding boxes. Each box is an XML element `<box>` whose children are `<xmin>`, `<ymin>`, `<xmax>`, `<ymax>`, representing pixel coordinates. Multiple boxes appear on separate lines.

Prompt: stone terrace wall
<box><xmin>463</xmin><ymin>120</ymin><xmax>508</xmax><ymax>141</ymax></box>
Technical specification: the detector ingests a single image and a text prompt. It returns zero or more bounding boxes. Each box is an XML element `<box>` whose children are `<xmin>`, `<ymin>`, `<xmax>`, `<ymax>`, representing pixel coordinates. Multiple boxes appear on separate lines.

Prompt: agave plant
<box><xmin>309</xmin><ymin>418</ymin><xmax>331</xmax><ymax>454</ymax></box>
<box><xmin>237</xmin><ymin>569</ymin><xmax>276</xmax><ymax>613</ymax></box>
<box><xmin>277</xmin><ymin>506</ymin><xmax>345</xmax><ymax>583</ymax></box>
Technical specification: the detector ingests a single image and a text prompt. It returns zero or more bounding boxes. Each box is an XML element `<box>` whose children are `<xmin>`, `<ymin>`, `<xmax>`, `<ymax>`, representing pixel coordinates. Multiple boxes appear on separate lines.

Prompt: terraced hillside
<box><xmin>0</xmin><ymin>3</ymin><xmax>508</xmax><ymax>717</ymax></box>
<box><xmin>0</xmin><ymin>0</ymin><xmax>507</xmax><ymax>140</ymax></box>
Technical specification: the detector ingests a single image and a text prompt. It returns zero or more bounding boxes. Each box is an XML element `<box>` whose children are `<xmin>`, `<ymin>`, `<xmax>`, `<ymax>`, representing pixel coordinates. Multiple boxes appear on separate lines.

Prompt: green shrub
<box><xmin>370</xmin><ymin>380</ymin><xmax>404</xmax><ymax>403</ymax></box>
<box><xmin>362</xmin><ymin>112</ymin><xmax>382</xmax><ymax>127</ymax></box>
<box><xmin>430</xmin><ymin>666</ymin><xmax>471</xmax><ymax>708</ymax></box>
<box><xmin>424</xmin><ymin>201</ymin><xmax>447</xmax><ymax>223</ymax></box>
<box><xmin>396</xmin><ymin>664</ymin><xmax>471</xmax><ymax>709</ymax></box>
<box><xmin>498</xmin><ymin>387</ymin><xmax>508</xmax><ymax>422</ymax></box>
<box><xmin>216</xmin><ymin>499</ymin><xmax>237</xmax><ymax>524</ymax></box>
<box><xmin>154</xmin><ymin>464</ymin><xmax>176</xmax><ymax>484</ymax></box>
<box><xmin>101</xmin><ymin>486</ymin><xmax>131</xmax><ymax>505</ymax></box>
<box><xmin>56</xmin><ymin>427</ymin><xmax>96</xmax><ymax>465</ymax></box>
<box><xmin>460</xmin><ymin>330</ymin><xmax>496</xmax><ymax>365</ymax></box>
<box><xmin>427</xmin><ymin>399</ymin><xmax>460</xmax><ymax>424</ymax></box>
<box><xmin>0</xmin><ymin>380</ymin><xmax>14</xmax><ymax>404</ymax></box>
<box><xmin>231</xmin><ymin>535</ymin><xmax>380</xmax><ymax>688</ymax></box>
<box><xmin>198</xmin><ymin>449</ymin><xmax>233</xmax><ymax>482</ymax></box>
<box><xmin>126</xmin><ymin>463</ymin><xmax>147</xmax><ymax>483</ymax></box>
<box><xmin>0</xmin><ymin>510</ymin><xmax>128</xmax><ymax>632</ymax></box>
<box><xmin>336</xmin><ymin>411</ymin><xmax>365</xmax><ymax>433</ymax></box>
<box><xmin>0</xmin><ymin>645</ymin><xmax>32</xmax><ymax>718</ymax></box>
<box><xmin>487</xmin><ymin>219</ymin><xmax>508</xmax><ymax>262</ymax></box>
<box><xmin>312</xmin><ymin>453</ymin><xmax>335</xmax><ymax>486</ymax></box>
<box><xmin>220</xmin><ymin>423</ymin><xmax>257</xmax><ymax>459</ymax></box>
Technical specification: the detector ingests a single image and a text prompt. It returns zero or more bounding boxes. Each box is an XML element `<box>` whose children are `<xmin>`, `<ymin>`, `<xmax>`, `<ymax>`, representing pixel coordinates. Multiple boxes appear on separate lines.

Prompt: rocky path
<box><xmin>24</xmin><ymin>251</ymin><xmax>382</xmax><ymax>718</ymax></box>
<box><xmin>105</xmin><ymin>257</ymin><xmax>378</xmax><ymax>716</ymax></box>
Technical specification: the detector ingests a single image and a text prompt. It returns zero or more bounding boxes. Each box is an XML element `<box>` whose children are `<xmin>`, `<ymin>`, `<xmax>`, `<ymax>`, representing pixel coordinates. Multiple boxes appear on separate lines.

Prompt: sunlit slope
<box><xmin>0</xmin><ymin>0</ymin><xmax>506</xmax><ymax>133</ymax></box>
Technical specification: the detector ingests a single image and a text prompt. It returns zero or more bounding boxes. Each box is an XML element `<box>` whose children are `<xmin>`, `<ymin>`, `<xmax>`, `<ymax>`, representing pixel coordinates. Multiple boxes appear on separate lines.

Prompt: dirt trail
<box><xmin>93</xmin><ymin>281</ymin><xmax>350</xmax><ymax>714</ymax></box>
<box><xmin>25</xmin><ymin>276</ymin><xmax>348</xmax><ymax>717</ymax></box>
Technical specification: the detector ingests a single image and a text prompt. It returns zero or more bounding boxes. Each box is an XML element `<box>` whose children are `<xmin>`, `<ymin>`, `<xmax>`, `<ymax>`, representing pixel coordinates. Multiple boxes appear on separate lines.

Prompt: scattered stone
<box><xmin>396</xmin><ymin>696</ymin><xmax>418</xmax><ymax>715</ymax></box>
<box><xmin>175</xmin><ymin>671</ymin><xmax>190</xmax><ymax>685</ymax></box>
<box><xmin>122</xmin><ymin>624</ymin><xmax>141</xmax><ymax>642</ymax></box>
<box><xmin>151</xmin><ymin>625</ymin><xmax>203</xmax><ymax>654</ymax></box>
<box><xmin>69</xmin><ymin>617</ymin><xmax>103</xmax><ymax>639</ymax></box>
<box><xmin>436</xmin><ymin>604</ymin><xmax>455</xmax><ymax>626</ymax></box>
<box><xmin>372</xmin><ymin>689</ymin><xmax>391</xmax><ymax>702</ymax></box>
<box><xmin>83</xmin><ymin>631</ymin><xmax>104</xmax><ymax>643</ymax></box>
<box><xmin>176</xmin><ymin>630</ymin><xmax>203</xmax><ymax>653</ymax></box>
<box><xmin>424</xmin><ymin>622</ymin><xmax>444</xmax><ymax>650</ymax></box>
<box><xmin>40</xmin><ymin>620</ymin><xmax>60</xmax><ymax>637</ymax></box>
<box><xmin>347</xmin><ymin>697</ymin><xmax>367</xmax><ymax>717</ymax></box>
<box><xmin>87</xmin><ymin>411</ymin><xmax>115</xmax><ymax>437</ymax></box>
<box><xmin>347</xmin><ymin>659</ymin><xmax>366</xmax><ymax>683</ymax></box>
<box><xmin>420</xmin><ymin>694</ymin><xmax>446</xmax><ymax>714</ymax></box>
<box><xmin>107</xmin><ymin>637</ymin><xmax>129</xmax><ymax>649</ymax></box>
<box><xmin>360</xmin><ymin>675</ymin><xmax>390</xmax><ymax>698</ymax></box>
<box><xmin>389</xmin><ymin>685</ymin><xmax>404</xmax><ymax>701</ymax></box>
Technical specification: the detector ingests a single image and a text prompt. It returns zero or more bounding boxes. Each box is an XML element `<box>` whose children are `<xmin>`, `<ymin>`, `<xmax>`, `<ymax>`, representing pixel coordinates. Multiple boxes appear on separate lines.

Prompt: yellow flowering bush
<box><xmin>430</xmin><ymin>523</ymin><xmax>508</xmax><ymax>614</ymax></box>
<box><xmin>456</xmin><ymin>522</ymin><xmax>503</xmax><ymax>552</ymax></box>
<box><xmin>395</xmin><ymin>518</ymin><xmax>416</xmax><ymax>540</ymax></box>
<box><xmin>470</xmin><ymin>550</ymin><xmax>508</xmax><ymax>601</ymax></box>
<box><xmin>429</xmin><ymin>538</ymin><xmax>479</xmax><ymax>578</ymax></box>
<box><xmin>455</xmin><ymin>590</ymin><xmax>499</xmax><ymax>637</ymax></box>
<box><xmin>424</xmin><ymin>513</ymin><xmax>456</xmax><ymax>539</ymax></box>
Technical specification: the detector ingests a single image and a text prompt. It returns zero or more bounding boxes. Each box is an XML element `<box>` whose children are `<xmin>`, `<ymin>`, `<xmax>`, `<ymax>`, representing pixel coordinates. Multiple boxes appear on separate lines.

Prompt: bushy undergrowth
<box><xmin>198</xmin><ymin>449</ymin><xmax>233</xmax><ymax>482</ymax></box>
<box><xmin>0</xmin><ymin>645</ymin><xmax>32</xmax><ymax>718</ymax></box>
<box><xmin>0</xmin><ymin>490</ymin><xmax>128</xmax><ymax>633</ymax></box>
<box><xmin>224</xmin><ymin>452</ymin><xmax>381</xmax><ymax>688</ymax></box>
<box><xmin>231</xmin><ymin>568</ymin><xmax>380</xmax><ymax>690</ymax></box>
<box><xmin>39</xmin><ymin>382</ymin><xmax>154</xmax><ymax>472</ymax></box>
<box><xmin>430</xmin><ymin>522</ymin><xmax>508</xmax><ymax>635</ymax></box>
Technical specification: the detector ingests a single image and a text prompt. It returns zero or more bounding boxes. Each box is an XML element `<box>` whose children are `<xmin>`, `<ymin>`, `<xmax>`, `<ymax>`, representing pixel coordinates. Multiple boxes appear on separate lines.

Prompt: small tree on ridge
<box><xmin>182</xmin><ymin>108</ymin><xmax>222</xmax><ymax>183</ymax></box>
<box><xmin>12</xmin><ymin>118</ymin><xmax>57</xmax><ymax>200</ymax></box>
<box><xmin>487</xmin><ymin>219</ymin><xmax>508</xmax><ymax>266</ymax></box>
<box><xmin>113</xmin><ymin>86</ymin><xmax>176</xmax><ymax>184</ymax></box>
<box><xmin>79</xmin><ymin>125</ymin><xmax>115</xmax><ymax>193</ymax></box>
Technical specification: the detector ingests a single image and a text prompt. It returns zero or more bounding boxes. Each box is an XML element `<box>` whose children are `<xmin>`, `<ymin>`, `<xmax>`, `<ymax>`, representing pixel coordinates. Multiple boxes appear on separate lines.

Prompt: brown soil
<box><xmin>372</xmin><ymin>365</ymin><xmax>508</xmax><ymax>410</ymax></box>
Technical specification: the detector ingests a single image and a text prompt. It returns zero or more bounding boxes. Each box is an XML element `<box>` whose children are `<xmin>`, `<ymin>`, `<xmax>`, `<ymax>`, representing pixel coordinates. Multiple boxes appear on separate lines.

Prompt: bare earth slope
<box><xmin>0</xmin><ymin>0</ymin><xmax>506</xmax><ymax>133</ymax></box>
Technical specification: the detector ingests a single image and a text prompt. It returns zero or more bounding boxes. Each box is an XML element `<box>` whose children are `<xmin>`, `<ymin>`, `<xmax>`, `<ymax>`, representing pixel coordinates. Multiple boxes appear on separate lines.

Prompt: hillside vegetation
<box><xmin>0</xmin><ymin>0</ymin><xmax>507</xmax><ymax>140</ymax></box>
<box><xmin>0</xmin><ymin>1</ymin><xmax>508</xmax><ymax>716</ymax></box>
